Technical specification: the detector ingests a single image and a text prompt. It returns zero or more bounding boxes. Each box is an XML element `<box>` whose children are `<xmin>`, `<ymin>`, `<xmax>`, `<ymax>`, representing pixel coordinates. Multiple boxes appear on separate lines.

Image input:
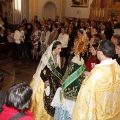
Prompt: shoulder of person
<box><xmin>11</xmin><ymin>33</ymin><xmax>14</xmax><ymax>36</ymax></box>
<box><xmin>38</xmin><ymin>30</ymin><xmax>41</xmax><ymax>32</ymax></box>
<box><xmin>20</xmin><ymin>116</ymin><xmax>34</xmax><ymax>120</ymax></box>
<box><xmin>38</xmin><ymin>31</ymin><xmax>41</xmax><ymax>36</ymax></box>
<box><xmin>47</xmin><ymin>31</ymin><xmax>50</xmax><ymax>34</ymax></box>
<box><xmin>20</xmin><ymin>110</ymin><xmax>34</xmax><ymax>120</ymax></box>
<box><xmin>15</xmin><ymin>30</ymin><xmax>19</xmax><ymax>33</ymax></box>
<box><xmin>41</xmin><ymin>31</ymin><xmax>44</xmax><ymax>33</ymax></box>
<box><xmin>65</xmin><ymin>34</ymin><xmax>69</xmax><ymax>37</ymax></box>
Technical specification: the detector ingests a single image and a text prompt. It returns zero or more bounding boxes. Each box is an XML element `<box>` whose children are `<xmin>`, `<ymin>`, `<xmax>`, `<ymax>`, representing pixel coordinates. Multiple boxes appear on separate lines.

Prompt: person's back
<box><xmin>73</xmin><ymin>40</ymin><xmax>120</xmax><ymax>120</ymax></box>
<box><xmin>92</xmin><ymin>60</ymin><xmax>120</xmax><ymax>120</ymax></box>
<box><xmin>0</xmin><ymin>105</ymin><xmax>34</xmax><ymax>120</ymax></box>
<box><xmin>0</xmin><ymin>82</ymin><xmax>34</xmax><ymax>120</ymax></box>
<box><xmin>74</xmin><ymin>59</ymin><xmax>120</xmax><ymax>120</ymax></box>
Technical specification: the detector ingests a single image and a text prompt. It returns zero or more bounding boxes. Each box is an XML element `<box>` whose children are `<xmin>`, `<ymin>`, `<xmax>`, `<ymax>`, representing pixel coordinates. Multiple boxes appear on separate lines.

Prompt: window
<box><xmin>15</xmin><ymin>0</ymin><xmax>21</xmax><ymax>12</ymax></box>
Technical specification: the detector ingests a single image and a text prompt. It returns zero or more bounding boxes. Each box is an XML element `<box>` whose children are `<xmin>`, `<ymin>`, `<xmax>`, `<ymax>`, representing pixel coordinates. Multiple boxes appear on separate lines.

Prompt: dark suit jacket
<box><xmin>0</xmin><ymin>34</ymin><xmax>8</xmax><ymax>43</ymax></box>
<box><xmin>104</xmin><ymin>28</ymin><xmax>114</xmax><ymax>40</ymax></box>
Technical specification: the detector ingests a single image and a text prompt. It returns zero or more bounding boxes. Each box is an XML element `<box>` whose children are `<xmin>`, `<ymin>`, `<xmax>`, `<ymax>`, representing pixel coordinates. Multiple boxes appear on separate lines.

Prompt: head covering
<box><xmin>32</xmin><ymin>40</ymin><xmax>61</xmax><ymax>96</ymax></box>
<box><xmin>74</xmin><ymin>35</ymin><xmax>88</xmax><ymax>56</ymax></box>
<box><xmin>80</xmin><ymin>28</ymin><xmax>88</xmax><ymax>39</ymax></box>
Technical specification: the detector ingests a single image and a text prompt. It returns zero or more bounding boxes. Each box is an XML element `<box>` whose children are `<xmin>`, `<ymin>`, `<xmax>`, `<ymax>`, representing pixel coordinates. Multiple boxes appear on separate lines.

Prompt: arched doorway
<box><xmin>42</xmin><ymin>1</ymin><xmax>57</xmax><ymax>20</ymax></box>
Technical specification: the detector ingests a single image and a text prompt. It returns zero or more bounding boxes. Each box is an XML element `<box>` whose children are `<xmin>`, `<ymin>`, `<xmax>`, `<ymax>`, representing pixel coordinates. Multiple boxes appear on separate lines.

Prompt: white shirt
<box><xmin>101</xmin><ymin>30</ymin><xmax>105</xmax><ymax>34</ymax></box>
<box><xmin>14</xmin><ymin>30</ymin><xmax>25</xmax><ymax>44</ymax></box>
<box><xmin>58</xmin><ymin>33</ymin><xmax>69</xmax><ymax>48</ymax></box>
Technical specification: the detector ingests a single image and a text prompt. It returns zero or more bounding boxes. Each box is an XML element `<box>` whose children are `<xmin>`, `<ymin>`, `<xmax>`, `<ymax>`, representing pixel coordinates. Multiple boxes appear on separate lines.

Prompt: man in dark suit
<box><xmin>0</xmin><ymin>27</ymin><xmax>8</xmax><ymax>43</ymax></box>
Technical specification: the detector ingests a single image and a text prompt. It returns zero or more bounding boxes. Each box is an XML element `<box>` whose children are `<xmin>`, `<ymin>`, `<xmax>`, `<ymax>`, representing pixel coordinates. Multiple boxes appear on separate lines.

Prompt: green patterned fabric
<box><xmin>48</xmin><ymin>56</ymin><xmax>62</xmax><ymax>80</ymax></box>
<box><xmin>61</xmin><ymin>62</ymin><xmax>85</xmax><ymax>99</ymax></box>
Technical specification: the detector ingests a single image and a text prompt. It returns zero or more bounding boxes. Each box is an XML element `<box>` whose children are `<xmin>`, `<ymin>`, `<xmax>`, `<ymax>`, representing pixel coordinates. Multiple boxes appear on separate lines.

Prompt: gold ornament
<box><xmin>74</xmin><ymin>36</ymin><xmax>88</xmax><ymax>56</ymax></box>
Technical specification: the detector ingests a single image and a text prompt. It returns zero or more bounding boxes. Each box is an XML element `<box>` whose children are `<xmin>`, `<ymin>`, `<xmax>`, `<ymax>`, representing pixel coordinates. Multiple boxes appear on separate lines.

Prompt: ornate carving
<box><xmin>90</xmin><ymin>0</ymin><xmax>120</xmax><ymax>22</ymax></box>
<box><xmin>90</xmin><ymin>0</ymin><xmax>96</xmax><ymax>8</ymax></box>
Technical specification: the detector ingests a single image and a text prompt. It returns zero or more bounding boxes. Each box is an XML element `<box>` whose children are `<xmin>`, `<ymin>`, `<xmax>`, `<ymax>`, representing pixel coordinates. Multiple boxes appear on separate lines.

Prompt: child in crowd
<box><xmin>86</xmin><ymin>43</ymin><xmax>100</xmax><ymax>71</ymax></box>
<box><xmin>6</xmin><ymin>29</ymin><xmax>14</xmax><ymax>43</ymax></box>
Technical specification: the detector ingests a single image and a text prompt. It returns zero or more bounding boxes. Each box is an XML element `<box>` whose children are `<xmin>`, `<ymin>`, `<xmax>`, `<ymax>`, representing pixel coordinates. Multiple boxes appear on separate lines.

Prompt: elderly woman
<box><xmin>40</xmin><ymin>24</ymin><xmax>50</xmax><ymax>55</ymax></box>
<box><xmin>0</xmin><ymin>82</ymin><xmax>34</xmax><ymax>120</ymax></box>
<box><xmin>30</xmin><ymin>23</ymin><xmax>41</xmax><ymax>61</ymax></box>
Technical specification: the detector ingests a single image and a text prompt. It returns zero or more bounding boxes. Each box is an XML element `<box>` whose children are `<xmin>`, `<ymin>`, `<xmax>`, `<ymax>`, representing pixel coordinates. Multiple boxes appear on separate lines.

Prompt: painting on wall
<box><xmin>71</xmin><ymin>0</ymin><xmax>89</xmax><ymax>7</ymax></box>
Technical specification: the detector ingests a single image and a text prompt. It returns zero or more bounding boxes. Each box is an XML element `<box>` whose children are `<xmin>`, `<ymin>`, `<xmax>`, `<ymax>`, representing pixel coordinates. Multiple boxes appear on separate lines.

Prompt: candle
<box><xmin>103</xmin><ymin>8</ymin><xmax>104</xmax><ymax>17</ymax></box>
<box><xmin>99</xmin><ymin>8</ymin><xmax>101</xmax><ymax>17</ymax></box>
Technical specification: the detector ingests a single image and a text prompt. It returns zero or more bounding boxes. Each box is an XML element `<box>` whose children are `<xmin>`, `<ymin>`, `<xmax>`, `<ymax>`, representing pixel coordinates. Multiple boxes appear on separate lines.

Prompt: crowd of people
<box><xmin>0</xmin><ymin>15</ymin><xmax>120</xmax><ymax>120</ymax></box>
<box><xmin>0</xmin><ymin>15</ymin><xmax>117</xmax><ymax>63</ymax></box>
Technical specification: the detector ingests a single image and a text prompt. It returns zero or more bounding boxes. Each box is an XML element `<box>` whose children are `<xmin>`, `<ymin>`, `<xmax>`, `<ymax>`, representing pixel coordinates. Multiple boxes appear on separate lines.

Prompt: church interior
<box><xmin>0</xmin><ymin>0</ymin><xmax>120</xmax><ymax>103</ymax></box>
<box><xmin>0</xmin><ymin>0</ymin><xmax>120</xmax><ymax>119</ymax></box>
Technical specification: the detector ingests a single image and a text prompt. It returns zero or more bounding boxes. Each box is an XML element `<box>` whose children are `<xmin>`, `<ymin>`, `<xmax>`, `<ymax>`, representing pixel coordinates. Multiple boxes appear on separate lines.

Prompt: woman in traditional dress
<box><xmin>30</xmin><ymin>41</ymin><xmax>63</xmax><ymax>120</ymax></box>
<box><xmin>51</xmin><ymin>30</ymin><xmax>88</xmax><ymax>120</ymax></box>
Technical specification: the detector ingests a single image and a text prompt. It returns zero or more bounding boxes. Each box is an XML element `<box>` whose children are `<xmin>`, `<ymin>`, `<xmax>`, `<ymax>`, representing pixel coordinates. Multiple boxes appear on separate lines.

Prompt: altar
<box><xmin>89</xmin><ymin>0</ymin><xmax>120</xmax><ymax>22</ymax></box>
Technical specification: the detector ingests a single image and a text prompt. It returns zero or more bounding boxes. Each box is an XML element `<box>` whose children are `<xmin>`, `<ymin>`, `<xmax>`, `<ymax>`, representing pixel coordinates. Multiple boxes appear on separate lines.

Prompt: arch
<box><xmin>42</xmin><ymin>1</ymin><xmax>57</xmax><ymax>20</ymax></box>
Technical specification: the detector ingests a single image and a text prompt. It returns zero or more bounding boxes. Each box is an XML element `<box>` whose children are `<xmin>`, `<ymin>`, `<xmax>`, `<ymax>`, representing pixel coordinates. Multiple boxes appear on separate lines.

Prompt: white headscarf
<box><xmin>80</xmin><ymin>28</ymin><xmax>88</xmax><ymax>40</ymax></box>
<box><xmin>32</xmin><ymin>40</ymin><xmax>61</xmax><ymax>97</ymax></box>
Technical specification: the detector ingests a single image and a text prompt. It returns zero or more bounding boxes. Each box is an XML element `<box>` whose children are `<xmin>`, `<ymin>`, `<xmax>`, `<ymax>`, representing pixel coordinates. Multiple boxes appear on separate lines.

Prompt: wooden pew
<box><xmin>0</xmin><ymin>42</ymin><xmax>15</xmax><ymax>52</ymax></box>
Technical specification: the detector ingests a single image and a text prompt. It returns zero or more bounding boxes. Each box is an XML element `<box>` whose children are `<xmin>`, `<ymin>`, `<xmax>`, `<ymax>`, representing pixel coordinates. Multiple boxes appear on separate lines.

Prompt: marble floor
<box><xmin>0</xmin><ymin>53</ymin><xmax>39</xmax><ymax>95</ymax></box>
